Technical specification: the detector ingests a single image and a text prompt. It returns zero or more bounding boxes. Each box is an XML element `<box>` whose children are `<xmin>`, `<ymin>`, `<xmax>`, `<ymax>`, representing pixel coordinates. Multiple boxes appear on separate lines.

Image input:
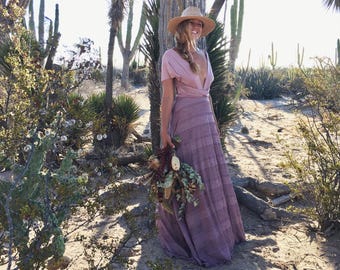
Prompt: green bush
<box><xmin>238</xmin><ymin>67</ymin><xmax>284</xmax><ymax>100</ymax></box>
<box><xmin>61</xmin><ymin>92</ymin><xmax>95</xmax><ymax>150</ymax></box>
<box><xmin>285</xmin><ymin>59</ymin><xmax>340</xmax><ymax>231</ymax></box>
<box><xmin>111</xmin><ymin>94</ymin><xmax>140</xmax><ymax>148</ymax></box>
<box><xmin>85</xmin><ymin>93</ymin><xmax>140</xmax><ymax>150</ymax></box>
<box><xmin>0</xmin><ymin>10</ymin><xmax>87</xmax><ymax>268</ymax></box>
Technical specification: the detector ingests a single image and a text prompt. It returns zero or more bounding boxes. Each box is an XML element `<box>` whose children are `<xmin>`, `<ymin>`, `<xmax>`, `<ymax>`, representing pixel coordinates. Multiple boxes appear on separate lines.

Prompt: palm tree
<box><xmin>105</xmin><ymin>0</ymin><xmax>126</xmax><ymax>147</ymax></box>
<box><xmin>141</xmin><ymin>0</ymin><xmax>161</xmax><ymax>153</ymax></box>
<box><xmin>323</xmin><ymin>0</ymin><xmax>340</xmax><ymax>11</ymax></box>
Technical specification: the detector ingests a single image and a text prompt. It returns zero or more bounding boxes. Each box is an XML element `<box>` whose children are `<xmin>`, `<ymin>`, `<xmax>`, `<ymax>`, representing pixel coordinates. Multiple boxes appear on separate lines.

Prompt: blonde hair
<box><xmin>174</xmin><ymin>20</ymin><xmax>199</xmax><ymax>74</ymax></box>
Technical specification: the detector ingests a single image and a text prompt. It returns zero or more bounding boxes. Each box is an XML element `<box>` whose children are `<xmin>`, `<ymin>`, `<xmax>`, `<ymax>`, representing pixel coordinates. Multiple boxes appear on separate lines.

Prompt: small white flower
<box><xmin>24</xmin><ymin>145</ymin><xmax>32</xmax><ymax>152</ymax></box>
<box><xmin>70</xmin><ymin>119</ymin><xmax>76</xmax><ymax>125</ymax></box>
<box><xmin>44</xmin><ymin>128</ymin><xmax>52</xmax><ymax>136</ymax></box>
<box><xmin>86</xmin><ymin>121</ymin><xmax>93</xmax><ymax>128</ymax></box>
<box><xmin>108</xmin><ymin>163</ymin><xmax>113</xmax><ymax>167</ymax></box>
<box><xmin>102</xmin><ymin>134</ymin><xmax>107</xmax><ymax>139</ymax></box>
<box><xmin>61</xmin><ymin>135</ymin><xmax>67</xmax><ymax>142</ymax></box>
<box><xmin>96</xmin><ymin>134</ymin><xmax>103</xmax><ymax>141</ymax></box>
<box><xmin>37</xmin><ymin>131</ymin><xmax>44</xmax><ymax>139</ymax></box>
<box><xmin>97</xmin><ymin>171</ymin><xmax>102</xmax><ymax>176</ymax></box>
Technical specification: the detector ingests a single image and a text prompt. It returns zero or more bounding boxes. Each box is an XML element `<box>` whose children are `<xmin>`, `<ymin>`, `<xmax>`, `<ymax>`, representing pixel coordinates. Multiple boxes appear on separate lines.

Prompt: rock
<box><xmin>248</xmin><ymin>179</ymin><xmax>291</xmax><ymax>198</ymax></box>
<box><xmin>46</xmin><ymin>256</ymin><xmax>71</xmax><ymax>270</ymax></box>
<box><xmin>260</xmin><ymin>208</ymin><xmax>277</xmax><ymax>221</ymax></box>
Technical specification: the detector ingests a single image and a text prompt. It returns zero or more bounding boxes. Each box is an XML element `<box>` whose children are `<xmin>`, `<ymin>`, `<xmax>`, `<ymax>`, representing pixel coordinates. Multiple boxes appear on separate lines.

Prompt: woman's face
<box><xmin>187</xmin><ymin>19</ymin><xmax>203</xmax><ymax>41</ymax></box>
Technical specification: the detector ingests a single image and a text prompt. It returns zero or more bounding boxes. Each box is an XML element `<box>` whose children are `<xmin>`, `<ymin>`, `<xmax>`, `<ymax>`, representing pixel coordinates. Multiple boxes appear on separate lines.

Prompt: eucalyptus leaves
<box><xmin>147</xmin><ymin>138</ymin><xmax>204</xmax><ymax>219</ymax></box>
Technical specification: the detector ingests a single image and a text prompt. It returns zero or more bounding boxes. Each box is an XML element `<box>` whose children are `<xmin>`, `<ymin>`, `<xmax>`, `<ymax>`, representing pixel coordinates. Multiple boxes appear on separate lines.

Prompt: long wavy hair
<box><xmin>174</xmin><ymin>20</ymin><xmax>200</xmax><ymax>74</ymax></box>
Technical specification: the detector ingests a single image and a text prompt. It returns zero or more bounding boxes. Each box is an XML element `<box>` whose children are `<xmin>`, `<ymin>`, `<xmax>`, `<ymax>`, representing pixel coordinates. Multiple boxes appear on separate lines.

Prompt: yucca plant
<box><xmin>85</xmin><ymin>91</ymin><xmax>106</xmax><ymax>115</ymax></box>
<box><xmin>111</xmin><ymin>94</ymin><xmax>140</xmax><ymax>147</ymax></box>
<box><xmin>86</xmin><ymin>92</ymin><xmax>140</xmax><ymax>149</ymax></box>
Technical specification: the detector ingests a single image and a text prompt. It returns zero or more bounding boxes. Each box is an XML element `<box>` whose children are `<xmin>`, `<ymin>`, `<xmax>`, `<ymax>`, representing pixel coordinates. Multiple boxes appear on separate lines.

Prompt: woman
<box><xmin>157</xmin><ymin>6</ymin><xmax>245</xmax><ymax>267</ymax></box>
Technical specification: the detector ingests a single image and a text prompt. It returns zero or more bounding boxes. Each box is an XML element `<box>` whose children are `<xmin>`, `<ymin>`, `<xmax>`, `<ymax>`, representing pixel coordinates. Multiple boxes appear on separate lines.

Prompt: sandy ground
<box><xmin>58</xmin><ymin>82</ymin><xmax>340</xmax><ymax>270</ymax></box>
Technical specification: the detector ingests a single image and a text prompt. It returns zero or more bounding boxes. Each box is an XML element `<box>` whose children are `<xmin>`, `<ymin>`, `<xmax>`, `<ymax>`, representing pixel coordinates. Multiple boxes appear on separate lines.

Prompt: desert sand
<box><xmin>59</xmin><ymin>81</ymin><xmax>339</xmax><ymax>270</ymax></box>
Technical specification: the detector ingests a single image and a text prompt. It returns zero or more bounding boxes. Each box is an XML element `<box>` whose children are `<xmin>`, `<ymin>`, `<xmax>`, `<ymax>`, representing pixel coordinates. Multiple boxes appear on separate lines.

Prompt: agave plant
<box><xmin>86</xmin><ymin>92</ymin><xmax>140</xmax><ymax>149</ymax></box>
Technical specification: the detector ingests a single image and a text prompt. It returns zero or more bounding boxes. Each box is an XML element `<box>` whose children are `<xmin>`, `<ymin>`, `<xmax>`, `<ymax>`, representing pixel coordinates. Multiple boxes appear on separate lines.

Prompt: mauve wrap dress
<box><xmin>157</xmin><ymin>48</ymin><xmax>245</xmax><ymax>267</ymax></box>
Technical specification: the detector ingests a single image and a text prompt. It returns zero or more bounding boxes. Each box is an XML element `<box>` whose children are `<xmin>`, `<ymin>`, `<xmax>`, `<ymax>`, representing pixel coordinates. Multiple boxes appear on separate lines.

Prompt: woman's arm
<box><xmin>160</xmin><ymin>78</ymin><xmax>175</xmax><ymax>148</ymax></box>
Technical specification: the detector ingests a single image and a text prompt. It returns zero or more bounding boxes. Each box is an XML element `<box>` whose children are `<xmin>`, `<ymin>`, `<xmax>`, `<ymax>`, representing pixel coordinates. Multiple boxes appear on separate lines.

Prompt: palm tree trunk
<box><xmin>105</xmin><ymin>26</ymin><xmax>116</xmax><ymax>114</ymax></box>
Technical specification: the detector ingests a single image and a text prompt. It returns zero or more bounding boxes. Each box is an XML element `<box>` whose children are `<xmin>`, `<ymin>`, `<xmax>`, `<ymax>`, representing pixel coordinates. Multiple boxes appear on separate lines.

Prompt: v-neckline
<box><xmin>172</xmin><ymin>48</ymin><xmax>209</xmax><ymax>89</ymax></box>
<box><xmin>197</xmin><ymin>51</ymin><xmax>208</xmax><ymax>89</ymax></box>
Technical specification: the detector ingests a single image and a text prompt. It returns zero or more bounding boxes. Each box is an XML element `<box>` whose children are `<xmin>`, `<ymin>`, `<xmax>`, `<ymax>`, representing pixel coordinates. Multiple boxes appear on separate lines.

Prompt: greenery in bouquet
<box><xmin>147</xmin><ymin>137</ymin><xmax>205</xmax><ymax>219</ymax></box>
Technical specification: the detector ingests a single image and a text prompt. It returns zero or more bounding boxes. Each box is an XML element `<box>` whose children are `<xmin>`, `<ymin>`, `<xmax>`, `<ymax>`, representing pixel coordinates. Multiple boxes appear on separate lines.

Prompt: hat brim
<box><xmin>168</xmin><ymin>16</ymin><xmax>215</xmax><ymax>37</ymax></box>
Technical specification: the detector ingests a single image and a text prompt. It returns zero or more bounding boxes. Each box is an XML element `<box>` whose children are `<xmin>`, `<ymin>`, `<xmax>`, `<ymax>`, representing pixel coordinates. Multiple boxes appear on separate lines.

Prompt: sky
<box><xmin>39</xmin><ymin>0</ymin><xmax>340</xmax><ymax>68</ymax></box>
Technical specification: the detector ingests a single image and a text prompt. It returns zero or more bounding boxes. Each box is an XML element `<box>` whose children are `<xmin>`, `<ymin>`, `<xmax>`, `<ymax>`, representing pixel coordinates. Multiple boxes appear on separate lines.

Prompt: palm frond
<box><xmin>323</xmin><ymin>0</ymin><xmax>340</xmax><ymax>11</ymax></box>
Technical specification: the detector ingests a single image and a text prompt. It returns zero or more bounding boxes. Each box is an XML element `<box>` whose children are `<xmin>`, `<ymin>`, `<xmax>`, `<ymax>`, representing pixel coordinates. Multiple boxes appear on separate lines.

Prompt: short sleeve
<box><xmin>161</xmin><ymin>50</ymin><xmax>176</xmax><ymax>82</ymax></box>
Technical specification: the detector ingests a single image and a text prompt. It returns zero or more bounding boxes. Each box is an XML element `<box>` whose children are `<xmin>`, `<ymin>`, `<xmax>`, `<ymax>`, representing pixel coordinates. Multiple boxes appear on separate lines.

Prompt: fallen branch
<box><xmin>233</xmin><ymin>185</ymin><xmax>292</xmax><ymax>220</ymax></box>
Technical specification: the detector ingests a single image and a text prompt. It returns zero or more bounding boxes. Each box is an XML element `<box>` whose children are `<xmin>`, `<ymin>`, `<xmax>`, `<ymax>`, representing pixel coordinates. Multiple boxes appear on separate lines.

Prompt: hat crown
<box><xmin>181</xmin><ymin>6</ymin><xmax>203</xmax><ymax>18</ymax></box>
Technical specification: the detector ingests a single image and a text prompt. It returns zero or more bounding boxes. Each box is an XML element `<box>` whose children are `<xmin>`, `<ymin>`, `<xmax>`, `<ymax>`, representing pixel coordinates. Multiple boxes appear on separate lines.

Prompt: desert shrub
<box><xmin>85</xmin><ymin>92</ymin><xmax>140</xmax><ymax>150</ymax></box>
<box><xmin>130</xmin><ymin>67</ymin><xmax>148</xmax><ymax>86</ymax></box>
<box><xmin>0</xmin><ymin>118</ymin><xmax>88</xmax><ymax>269</ymax></box>
<box><xmin>283</xmin><ymin>68</ymin><xmax>309</xmax><ymax>100</ymax></box>
<box><xmin>238</xmin><ymin>67</ymin><xmax>284</xmax><ymax>100</ymax></box>
<box><xmin>0</xmin><ymin>8</ymin><xmax>87</xmax><ymax>268</ymax></box>
<box><xmin>60</xmin><ymin>92</ymin><xmax>95</xmax><ymax>150</ymax></box>
<box><xmin>285</xmin><ymin>58</ymin><xmax>340</xmax><ymax>231</ymax></box>
<box><xmin>111</xmin><ymin>94</ymin><xmax>140</xmax><ymax>147</ymax></box>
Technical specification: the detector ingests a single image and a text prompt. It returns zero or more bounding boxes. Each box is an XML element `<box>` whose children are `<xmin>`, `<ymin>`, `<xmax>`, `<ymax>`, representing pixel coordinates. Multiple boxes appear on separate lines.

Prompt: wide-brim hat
<box><xmin>167</xmin><ymin>6</ymin><xmax>216</xmax><ymax>37</ymax></box>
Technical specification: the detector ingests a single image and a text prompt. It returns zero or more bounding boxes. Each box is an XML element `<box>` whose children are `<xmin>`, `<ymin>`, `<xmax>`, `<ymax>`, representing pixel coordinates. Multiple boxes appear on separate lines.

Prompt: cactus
<box><xmin>268</xmin><ymin>42</ymin><xmax>277</xmax><ymax>70</ymax></box>
<box><xmin>118</xmin><ymin>0</ymin><xmax>147</xmax><ymax>90</ymax></box>
<box><xmin>28</xmin><ymin>0</ymin><xmax>60</xmax><ymax>69</ymax></box>
<box><xmin>229</xmin><ymin>0</ymin><xmax>244</xmax><ymax>71</ymax></box>
<box><xmin>337</xmin><ymin>38</ymin><xmax>340</xmax><ymax>66</ymax></box>
<box><xmin>297</xmin><ymin>43</ymin><xmax>304</xmax><ymax>68</ymax></box>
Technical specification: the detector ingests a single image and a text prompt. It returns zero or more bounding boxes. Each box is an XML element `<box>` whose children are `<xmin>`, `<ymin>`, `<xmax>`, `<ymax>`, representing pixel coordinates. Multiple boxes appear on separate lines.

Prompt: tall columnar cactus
<box><xmin>229</xmin><ymin>0</ymin><xmax>244</xmax><ymax>72</ymax></box>
<box><xmin>297</xmin><ymin>43</ymin><xmax>304</xmax><ymax>68</ymax></box>
<box><xmin>118</xmin><ymin>0</ymin><xmax>147</xmax><ymax>90</ymax></box>
<box><xmin>268</xmin><ymin>42</ymin><xmax>277</xmax><ymax>70</ymax></box>
<box><xmin>28</xmin><ymin>0</ymin><xmax>60</xmax><ymax>69</ymax></box>
<box><xmin>337</xmin><ymin>38</ymin><xmax>340</xmax><ymax>66</ymax></box>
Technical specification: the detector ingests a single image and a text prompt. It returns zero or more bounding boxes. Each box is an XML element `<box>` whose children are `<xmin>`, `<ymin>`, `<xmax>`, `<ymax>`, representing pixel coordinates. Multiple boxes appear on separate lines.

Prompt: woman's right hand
<box><xmin>161</xmin><ymin>132</ymin><xmax>175</xmax><ymax>149</ymax></box>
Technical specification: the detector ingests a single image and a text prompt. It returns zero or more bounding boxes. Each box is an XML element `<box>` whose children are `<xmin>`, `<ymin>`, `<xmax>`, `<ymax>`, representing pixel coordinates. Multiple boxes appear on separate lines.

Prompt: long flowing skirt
<box><xmin>156</xmin><ymin>96</ymin><xmax>245</xmax><ymax>267</ymax></box>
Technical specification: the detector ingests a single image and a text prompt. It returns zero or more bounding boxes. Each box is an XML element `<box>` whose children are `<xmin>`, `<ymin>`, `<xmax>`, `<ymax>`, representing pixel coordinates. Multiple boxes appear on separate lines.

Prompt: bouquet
<box><xmin>146</xmin><ymin>137</ymin><xmax>204</xmax><ymax>219</ymax></box>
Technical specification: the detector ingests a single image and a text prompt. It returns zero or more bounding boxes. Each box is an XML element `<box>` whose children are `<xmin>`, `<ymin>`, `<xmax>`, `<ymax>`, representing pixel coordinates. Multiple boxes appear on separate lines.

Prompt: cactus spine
<box><xmin>229</xmin><ymin>0</ymin><xmax>244</xmax><ymax>71</ymax></box>
<box><xmin>118</xmin><ymin>0</ymin><xmax>147</xmax><ymax>90</ymax></box>
<box><xmin>268</xmin><ymin>42</ymin><xmax>277</xmax><ymax>70</ymax></box>
<box><xmin>28</xmin><ymin>0</ymin><xmax>60</xmax><ymax>69</ymax></box>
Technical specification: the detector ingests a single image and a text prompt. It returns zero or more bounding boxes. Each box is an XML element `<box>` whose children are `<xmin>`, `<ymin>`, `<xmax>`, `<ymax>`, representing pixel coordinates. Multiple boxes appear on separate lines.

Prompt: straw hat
<box><xmin>167</xmin><ymin>6</ymin><xmax>216</xmax><ymax>37</ymax></box>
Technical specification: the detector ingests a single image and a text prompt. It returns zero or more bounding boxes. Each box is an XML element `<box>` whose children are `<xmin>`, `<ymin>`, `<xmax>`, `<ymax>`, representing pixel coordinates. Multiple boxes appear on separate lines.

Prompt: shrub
<box><xmin>85</xmin><ymin>93</ymin><xmax>140</xmax><ymax>150</ymax></box>
<box><xmin>238</xmin><ymin>67</ymin><xmax>284</xmax><ymax>100</ymax></box>
<box><xmin>285</xmin><ymin>58</ymin><xmax>340</xmax><ymax>231</ymax></box>
<box><xmin>61</xmin><ymin>92</ymin><xmax>95</xmax><ymax>150</ymax></box>
<box><xmin>0</xmin><ymin>10</ymin><xmax>87</xmax><ymax>268</ymax></box>
<box><xmin>111</xmin><ymin>94</ymin><xmax>140</xmax><ymax>148</ymax></box>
